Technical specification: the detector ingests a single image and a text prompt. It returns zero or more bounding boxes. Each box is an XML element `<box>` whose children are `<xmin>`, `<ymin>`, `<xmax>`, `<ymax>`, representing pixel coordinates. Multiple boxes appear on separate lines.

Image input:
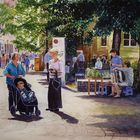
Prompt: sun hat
<box><xmin>49</xmin><ymin>48</ymin><xmax>59</xmax><ymax>53</ymax></box>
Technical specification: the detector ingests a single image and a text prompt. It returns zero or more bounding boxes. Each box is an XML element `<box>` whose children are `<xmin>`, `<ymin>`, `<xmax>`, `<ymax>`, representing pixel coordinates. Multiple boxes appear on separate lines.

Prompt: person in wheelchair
<box><xmin>112</xmin><ymin>61</ymin><xmax>134</xmax><ymax>98</ymax></box>
<box><xmin>15</xmin><ymin>78</ymin><xmax>35</xmax><ymax>103</ymax></box>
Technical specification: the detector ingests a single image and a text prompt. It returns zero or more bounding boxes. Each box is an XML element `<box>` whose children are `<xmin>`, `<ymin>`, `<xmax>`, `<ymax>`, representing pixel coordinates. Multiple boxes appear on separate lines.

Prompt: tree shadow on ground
<box><xmin>77</xmin><ymin>94</ymin><xmax>140</xmax><ymax>137</ymax></box>
<box><xmin>8</xmin><ymin>114</ymin><xmax>43</xmax><ymax>122</ymax></box>
<box><xmin>27</xmin><ymin>72</ymin><xmax>43</xmax><ymax>76</ymax></box>
<box><xmin>77</xmin><ymin>94</ymin><xmax>140</xmax><ymax>106</ymax></box>
<box><xmin>87</xmin><ymin>114</ymin><xmax>140</xmax><ymax>137</ymax></box>
<box><xmin>37</xmin><ymin>78</ymin><xmax>48</xmax><ymax>86</ymax></box>
<box><xmin>54</xmin><ymin>111</ymin><xmax>79</xmax><ymax>124</ymax></box>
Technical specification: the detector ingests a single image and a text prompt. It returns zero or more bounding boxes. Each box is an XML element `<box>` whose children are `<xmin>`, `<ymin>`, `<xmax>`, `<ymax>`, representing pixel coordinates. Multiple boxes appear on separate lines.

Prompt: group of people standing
<box><xmin>2</xmin><ymin>47</ymin><xmax>134</xmax><ymax>115</ymax></box>
<box><xmin>3</xmin><ymin>48</ymin><xmax>63</xmax><ymax>114</ymax></box>
<box><xmin>20</xmin><ymin>53</ymin><xmax>31</xmax><ymax>73</ymax></box>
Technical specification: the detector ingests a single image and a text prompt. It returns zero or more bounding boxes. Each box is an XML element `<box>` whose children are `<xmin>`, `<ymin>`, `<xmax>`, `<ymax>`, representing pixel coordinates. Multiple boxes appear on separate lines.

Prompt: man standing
<box><xmin>77</xmin><ymin>50</ymin><xmax>85</xmax><ymax>69</ymax></box>
<box><xmin>44</xmin><ymin>49</ymin><xmax>52</xmax><ymax>82</ymax></box>
<box><xmin>109</xmin><ymin>49</ymin><xmax>122</xmax><ymax>96</ymax></box>
<box><xmin>24</xmin><ymin>55</ymin><xmax>30</xmax><ymax>73</ymax></box>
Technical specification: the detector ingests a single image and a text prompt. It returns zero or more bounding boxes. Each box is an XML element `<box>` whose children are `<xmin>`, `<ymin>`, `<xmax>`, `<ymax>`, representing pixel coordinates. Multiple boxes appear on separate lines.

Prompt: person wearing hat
<box><xmin>46</xmin><ymin>48</ymin><xmax>63</xmax><ymax>112</ymax></box>
<box><xmin>3</xmin><ymin>52</ymin><xmax>26</xmax><ymax>110</ymax></box>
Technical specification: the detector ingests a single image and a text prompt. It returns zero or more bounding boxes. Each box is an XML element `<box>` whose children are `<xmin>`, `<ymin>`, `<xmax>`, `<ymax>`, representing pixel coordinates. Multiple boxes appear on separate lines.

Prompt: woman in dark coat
<box><xmin>46</xmin><ymin>48</ymin><xmax>62</xmax><ymax>112</ymax></box>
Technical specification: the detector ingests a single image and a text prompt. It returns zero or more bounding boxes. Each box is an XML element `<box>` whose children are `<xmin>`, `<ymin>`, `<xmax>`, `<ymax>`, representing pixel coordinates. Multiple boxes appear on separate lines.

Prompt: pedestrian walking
<box><xmin>6</xmin><ymin>53</ymin><xmax>10</xmax><ymax>65</ymax></box>
<box><xmin>1</xmin><ymin>53</ymin><xmax>6</xmax><ymax>68</ymax></box>
<box><xmin>24</xmin><ymin>55</ymin><xmax>30</xmax><ymax>73</ymax></box>
<box><xmin>3</xmin><ymin>52</ymin><xmax>25</xmax><ymax>110</ymax></box>
<box><xmin>20</xmin><ymin>53</ymin><xmax>26</xmax><ymax>66</ymax></box>
<box><xmin>46</xmin><ymin>48</ymin><xmax>62</xmax><ymax>112</ymax></box>
<box><xmin>44</xmin><ymin>49</ymin><xmax>52</xmax><ymax>82</ymax></box>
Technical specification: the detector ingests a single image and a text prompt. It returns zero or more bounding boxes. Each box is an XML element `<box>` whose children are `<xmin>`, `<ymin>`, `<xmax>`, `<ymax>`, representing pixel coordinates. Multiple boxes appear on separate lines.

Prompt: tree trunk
<box><xmin>112</xmin><ymin>29</ymin><xmax>121</xmax><ymax>55</ymax></box>
<box><xmin>45</xmin><ymin>27</ymin><xmax>48</xmax><ymax>53</ymax></box>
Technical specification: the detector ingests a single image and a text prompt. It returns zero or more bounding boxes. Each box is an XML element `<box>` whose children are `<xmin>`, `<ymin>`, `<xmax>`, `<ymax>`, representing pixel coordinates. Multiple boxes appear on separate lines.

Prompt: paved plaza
<box><xmin>0</xmin><ymin>68</ymin><xmax>140</xmax><ymax>140</ymax></box>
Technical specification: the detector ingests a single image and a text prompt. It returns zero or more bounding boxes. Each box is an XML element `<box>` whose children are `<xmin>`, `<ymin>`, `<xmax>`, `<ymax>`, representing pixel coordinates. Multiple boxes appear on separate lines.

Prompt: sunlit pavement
<box><xmin>0</xmin><ymin>68</ymin><xmax>140</xmax><ymax>140</ymax></box>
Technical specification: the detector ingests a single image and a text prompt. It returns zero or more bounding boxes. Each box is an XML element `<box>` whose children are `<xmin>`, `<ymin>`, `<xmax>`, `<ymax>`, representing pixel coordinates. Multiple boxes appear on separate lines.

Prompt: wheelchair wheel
<box><xmin>10</xmin><ymin>105</ymin><xmax>16</xmax><ymax>116</ymax></box>
<box><xmin>35</xmin><ymin>109</ymin><xmax>41</xmax><ymax>117</ymax></box>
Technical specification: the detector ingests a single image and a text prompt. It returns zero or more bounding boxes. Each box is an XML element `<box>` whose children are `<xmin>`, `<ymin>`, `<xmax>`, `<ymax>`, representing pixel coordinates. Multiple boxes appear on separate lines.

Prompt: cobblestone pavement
<box><xmin>0</xmin><ymin>69</ymin><xmax>140</xmax><ymax>140</ymax></box>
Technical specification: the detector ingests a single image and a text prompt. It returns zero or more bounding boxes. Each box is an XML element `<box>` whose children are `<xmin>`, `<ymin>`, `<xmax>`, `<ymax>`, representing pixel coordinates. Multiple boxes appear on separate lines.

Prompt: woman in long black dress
<box><xmin>46</xmin><ymin>48</ymin><xmax>62</xmax><ymax>112</ymax></box>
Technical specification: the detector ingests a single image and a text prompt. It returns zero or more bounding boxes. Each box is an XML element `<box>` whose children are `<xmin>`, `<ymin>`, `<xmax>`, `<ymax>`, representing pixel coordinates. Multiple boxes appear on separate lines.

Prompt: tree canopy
<box><xmin>0</xmin><ymin>0</ymin><xmax>140</xmax><ymax>54</ymax></box>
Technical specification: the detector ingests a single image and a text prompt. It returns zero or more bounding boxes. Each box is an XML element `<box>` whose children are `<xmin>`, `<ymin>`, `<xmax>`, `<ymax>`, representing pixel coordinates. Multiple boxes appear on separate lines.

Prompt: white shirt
<box><xmin>77</xmin><ymin>53</ymin><xmax>85</xmax><ymax>62</ymax></box>
<box><xmin>95</xmin><ymin>61</ymin><xmax>103</xmax><ymax>69</ymax></box>
<box><xmin>49</xmin><ymin>59</ymin><xmax>62</xmax><ymax>78</ymax></box>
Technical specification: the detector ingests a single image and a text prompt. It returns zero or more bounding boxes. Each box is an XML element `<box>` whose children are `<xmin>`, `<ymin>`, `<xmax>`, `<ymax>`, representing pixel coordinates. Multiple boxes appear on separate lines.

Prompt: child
<box><xmin>15</xmin><ymin>78</ymin><xmax>35</xmax><ymax>103</ymax></box>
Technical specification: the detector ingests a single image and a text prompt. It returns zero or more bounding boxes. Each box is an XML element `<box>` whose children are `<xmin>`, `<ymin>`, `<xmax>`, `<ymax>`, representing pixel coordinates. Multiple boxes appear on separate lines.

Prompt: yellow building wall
<box><xmin>92</xmin><ymin>32</ymin><xmax>139</xmax><ymax>62</ymax></box>
<box><xmin>120</xmin><ymin>33</ymin><xmax>139</xmax><ymax>62</ymax></box>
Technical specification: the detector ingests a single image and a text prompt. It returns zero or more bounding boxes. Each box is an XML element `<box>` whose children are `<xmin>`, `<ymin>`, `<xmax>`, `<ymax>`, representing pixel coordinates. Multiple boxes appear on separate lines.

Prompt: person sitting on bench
<box><xmin>112</xmin><ymin>61</ymin><xmax>134</xmax><ymax>98</ymax></box>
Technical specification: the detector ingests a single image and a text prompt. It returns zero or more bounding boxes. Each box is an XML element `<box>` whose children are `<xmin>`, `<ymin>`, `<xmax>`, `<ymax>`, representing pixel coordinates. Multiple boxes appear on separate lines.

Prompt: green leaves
<box><xmin>86</xmin><ymin>68</ymin><xmax>102</xmax><ymax>78</ymax></box>
<box><xmin>94</xmin><ymin>0</ymin><xmax>140</xmax><ymax>34</ymax></box>
<box><xmin>1</xmin><ymin>0</ymin><xmax>140</xmax><ymax>52</ymax></box>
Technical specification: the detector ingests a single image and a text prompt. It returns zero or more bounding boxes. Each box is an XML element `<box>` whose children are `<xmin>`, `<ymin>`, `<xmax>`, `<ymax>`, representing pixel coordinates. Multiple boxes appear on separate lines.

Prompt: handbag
<box><xmin>52</xmin><ymin>71</ymin><xmax>61</xmax><ymax>90</ymax></box>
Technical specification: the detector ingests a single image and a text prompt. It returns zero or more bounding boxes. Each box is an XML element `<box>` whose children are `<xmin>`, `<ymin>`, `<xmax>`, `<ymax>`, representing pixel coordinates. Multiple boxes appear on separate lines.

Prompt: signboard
<box><xmin>52</xmin><ymin>37</ymin><xmax>66</xmax><ymax>86</ymax></box>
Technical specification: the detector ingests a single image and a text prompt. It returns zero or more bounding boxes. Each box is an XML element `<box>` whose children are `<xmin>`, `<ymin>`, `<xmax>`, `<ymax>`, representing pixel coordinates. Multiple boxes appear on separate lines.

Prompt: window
<box><xmin>101</xmin><ymin>36</ymin><xmax>107</xmax><ymax>46</ymax></box>
<box><xmin>124</xmin><ymin>33</ymin><xmax>136</xmax><ymax>47</ymax></box>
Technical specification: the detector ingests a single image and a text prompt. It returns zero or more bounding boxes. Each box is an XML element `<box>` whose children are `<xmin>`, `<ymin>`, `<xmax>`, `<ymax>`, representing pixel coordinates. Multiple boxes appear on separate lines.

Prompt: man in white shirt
<box><xmin>77</xmin><ymin>50</ymin><xmax>85</xmax><ymax>69</ymax></box>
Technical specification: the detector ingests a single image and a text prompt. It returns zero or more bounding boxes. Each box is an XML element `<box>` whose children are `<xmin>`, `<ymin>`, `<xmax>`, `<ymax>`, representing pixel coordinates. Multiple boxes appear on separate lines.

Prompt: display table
<box><xmin>77</xmin><ymin>78</ymin><xmax>112</xmax><ymax>96</ymax></box>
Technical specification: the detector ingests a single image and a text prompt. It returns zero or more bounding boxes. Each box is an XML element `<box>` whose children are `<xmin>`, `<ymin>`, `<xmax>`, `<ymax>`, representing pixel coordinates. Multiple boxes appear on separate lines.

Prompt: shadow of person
<box><xmin>54</xmin><ymin>111</ymin><xmax>79</xmax><ymax>124</ymax></box>
<box><xmin>8</xmin><ymin>114</ymin><xmax>43</xmax><ymax>122</ymax></box>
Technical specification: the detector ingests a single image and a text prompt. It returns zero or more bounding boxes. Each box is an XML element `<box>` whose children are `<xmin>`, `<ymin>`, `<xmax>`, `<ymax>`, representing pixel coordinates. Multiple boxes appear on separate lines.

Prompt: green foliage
<box><xmin>0</xmin><ymin>0</ymin><xmax>140</xmax><ymax>53</ymax></box>
<box><xmin>47</xmin><ymin>0</ymin><xmax>95</xmax><ymax>45</ymax></box>
<box><xmin>85</xmin><ymin>68</ymin><xmax>102</xmax><ymax>78</ymax></box>
<box><xmin>0</xmin><ymin>0</ymin><xmax>49</xmax><ymax>51</ymax></box>
<box><xmin>131</xmin><ymin>18</ymin><xmax>140</xmax><ymax>45</ymax></box>
<box><xmin>93</xmin><ymin>0</ymin><xmax>140</xmax><ymax>36</ymax></box>
<box><xmin>131</xmin><ymin>61</ymin><xmax>140</xmax><ymax>92</ymax></box>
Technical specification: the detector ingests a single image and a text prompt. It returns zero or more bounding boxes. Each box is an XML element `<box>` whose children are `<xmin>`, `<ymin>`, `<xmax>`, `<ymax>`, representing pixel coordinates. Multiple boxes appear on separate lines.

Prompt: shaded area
<box><xmin>77</xmin><ymin>94</ymin><xmax>140</xmax><ymax>137</ymax></box>
<box><xmin>77</xmin><ymin>94</ymin><xmax>140</xmax><ymax>106</ymax></box>
<box><xmin>87</xmin><ymin>114</ymin><xmax>140</xmax><ymax>137</ymax></box>
<box><xmin>27</xmin><ymin>72</ymin><xmax>43</xmax><ymax>76</ymax></box>
<box><xmin>54</xmin><ymin>111</ymin><xmax>79</xmax><ymax>124</ymax></box>
<box><xmin>37</xmin><ymin>78</ymin><xmax>48</xmax><ymax>86</ymax></box>
<box><xmin>8</xmin><ymin>114</ymin><xmax>43</xmax><ymax>122</ymax></box>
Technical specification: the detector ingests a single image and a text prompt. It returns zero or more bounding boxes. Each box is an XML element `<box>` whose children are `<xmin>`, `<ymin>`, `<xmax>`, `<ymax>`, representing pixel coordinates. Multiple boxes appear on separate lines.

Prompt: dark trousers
<box><xmin>7</xmin><ymin>85</ymin><xmax>16</xmax><ymax>110</ymax></box>
<box><xmin>46</xmin><ymin>63</ymin><xmax>49</xmax><ymax>82</ymax></box>
<box><xmin>25</xmin><ymin>65</ymin><xmax>29</xmax><ymax>72</ymax></box>
<box><xmin>48</xmin><ymin>78</ymin><xmax>62</xmax><ymax>110</ymax></box>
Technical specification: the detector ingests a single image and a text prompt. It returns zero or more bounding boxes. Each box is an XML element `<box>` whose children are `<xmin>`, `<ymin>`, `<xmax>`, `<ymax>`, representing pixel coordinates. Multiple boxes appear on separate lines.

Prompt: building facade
<box><xmin>0</xmin><ymin>0</ymin><xmax>16</xmax><ymax>55</ymax></box>
<box><xmin>79</xmin><ymin>32</ymin><xmax>139</xmax><ymax>63</ymax></box>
